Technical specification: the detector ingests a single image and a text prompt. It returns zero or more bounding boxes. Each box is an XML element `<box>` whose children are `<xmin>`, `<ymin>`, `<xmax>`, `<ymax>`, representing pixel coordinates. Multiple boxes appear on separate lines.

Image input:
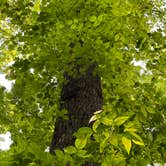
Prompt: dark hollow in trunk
<box><xmin>50</xmin><ymin>64</ymin><xmax>102</xmax><ymax>165</ymax></box>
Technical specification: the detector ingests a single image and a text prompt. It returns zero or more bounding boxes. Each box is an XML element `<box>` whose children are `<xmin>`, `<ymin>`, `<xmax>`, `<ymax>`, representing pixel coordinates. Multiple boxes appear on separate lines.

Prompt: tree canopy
<box><xmin>0</xmin><ymin>0</ymin><xmax>166</xmax><ymax>165</ymax></box>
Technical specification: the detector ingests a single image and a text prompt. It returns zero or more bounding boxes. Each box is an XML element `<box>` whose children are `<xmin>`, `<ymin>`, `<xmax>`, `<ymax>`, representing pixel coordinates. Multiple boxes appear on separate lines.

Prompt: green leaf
<box><xmin>0</xmin><ymin>0</ymin><xmax>7</xmax><ymax>6</ymax></box>
<box><xmin>55</xmin><ymin>150</ymin><xmax>64</xmax><ymax>160</ymax></box>
<box><xmin>129</xmin><ymin>132</ymin><xmax>144</xmax><ymax>142</ymax></box>
<box><xmin>110</xmin><ymin>135</ymin><xmax>119</xmax><ymax>146</ymax></box>
<box><xmin>92</xmin><ymin>120</ymin><xmax>100</xmax><ymax>132</ymax></box>
<box><xmin>64</xmin><ymin>146</ymin><xmax>77</xmax><ymax>154</ymax></box>
<box><xmin>122</xmin><ymin>137</ymin><xmax>132</xmax><ymax>154</ymax></box>
<box><xmin>74</xmin><ymin>127</ymin><xmax>93</xmax><ymax>149</ymax></box>
<box><xmin>75</xmin><ymin>137</ymin><xmax>88</xmax><ymax>149</ymax></box>
<box><xmin>76</xmin><ymin>149</ymin><xmax>88</xmax><ymax>157</ymax></box>
<box><xmin>100</xmin><ymin>139</ymin><xmax>108</xmax><ymax>153</ymax></box>
<box><xmin>124</xmin><ymin>127</ymin><xmax>137</xmax><ymax>133</ymax></box>
<box><xmin>132</xmin><ymin>139</ymin><xmax>145</xmax><ymax>146</ymax></box>
<box><xmin>32</xmin><ymin>0</ymin><xmax>41</xmax><ymax>13</ymax></box>
<box><xmin>114</xmin><ymin>116</ymin><xmax>129</xmax><ymax>126</ymax></box>
<box><xmin>74</xmin><ymin>127</ymin><xmax>92</xmax><ymax>138</ymax></box>
<box><xmin>89</xmin><ymin>16</ymin><xmax>97</xmax><ymax>22</ymax></box>
<box><xmin>115</xmin><ymin>34</ymin><xmax>120</xmax><ymax>41</ymax></box>
<box><xmin>101</xmin><ymin>117</ymin><xmax>113</xmax><ymax>126</ymax></box>
<box><xmin>101</xmin><ymin>157</ymin><xmax>111</xmax><ymax>166</ymax></box>
<box><xmin>77</xmin><ymin>149</ymin><xmax>92</xmax><ymax>158</ymax></box>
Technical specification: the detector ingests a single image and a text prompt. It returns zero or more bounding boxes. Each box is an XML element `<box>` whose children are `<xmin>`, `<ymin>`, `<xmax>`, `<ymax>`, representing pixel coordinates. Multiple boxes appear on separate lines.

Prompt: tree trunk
<box><xmin>50</xmin><ymin>63</ymin><xmax>102</xmax><ymax>165</ymax></box>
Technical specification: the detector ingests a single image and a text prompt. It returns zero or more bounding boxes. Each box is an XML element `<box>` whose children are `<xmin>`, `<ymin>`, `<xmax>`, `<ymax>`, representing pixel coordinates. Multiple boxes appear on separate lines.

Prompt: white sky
<box><xmin>0</xmin><ymin>132</ymin><xmax>12</xmax><ymax>151</ymax></box>
<box><xmin>0</xmin><ymin>74</ymin><xmax>14</xmax><ymax>91</ymax></box>
<box><xmin>0</xmin><ymin>75</ymin><xmax>13</xmax><ymax>151</ymax></box>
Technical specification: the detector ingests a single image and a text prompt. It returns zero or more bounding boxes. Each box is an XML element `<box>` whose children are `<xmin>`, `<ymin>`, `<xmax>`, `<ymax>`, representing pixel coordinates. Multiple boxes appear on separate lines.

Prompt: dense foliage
<box><xmin>0</xmin><ymin>0</ymin><xmax>166</xmax><ymax>165</ymax></box>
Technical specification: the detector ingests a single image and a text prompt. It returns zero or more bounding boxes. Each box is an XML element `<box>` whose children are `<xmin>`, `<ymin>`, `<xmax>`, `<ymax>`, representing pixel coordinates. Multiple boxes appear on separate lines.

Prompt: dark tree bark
<box><xmin>50</xmin><ymin>64</ymin><xmax>102</xmax><ymax>165</ymax></box>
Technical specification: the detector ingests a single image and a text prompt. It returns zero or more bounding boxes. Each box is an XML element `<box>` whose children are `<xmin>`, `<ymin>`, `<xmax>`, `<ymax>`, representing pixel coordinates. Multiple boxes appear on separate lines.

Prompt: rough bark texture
<box><xmin>50</xmin><ymin>64</ymin><xmax>102</xmax><ymax>165</ymax></box>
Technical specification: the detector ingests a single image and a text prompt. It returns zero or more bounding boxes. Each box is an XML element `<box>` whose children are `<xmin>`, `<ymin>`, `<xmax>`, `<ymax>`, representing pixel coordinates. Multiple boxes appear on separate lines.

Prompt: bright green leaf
<box><xmin>74</xmin><ymin>127</ymin><xmax>92</xmax><ymax>138</ymax></box>
<box><xmin>132</xmin><ymin>139</ymin><xmax>145</xmax><ymax>146</ymax></box>
<box><xmin>115</xmin><ymin>34</ymin><xmax>120</xmax><ymax>41</ymax></box>
<box><xmin>129</xmin><ymin>132</ymin><xmax>144</xmax><ymax>143</ymax></box>
<box><xmin>64</xmin><ymin>146</ymin><xmax>77</xmax><ymax>154</ymax></box>
<box><xmin>32</xmin><ymin>0</ymin><xmax>41</xmax><ymax>13</ymax></box>
<box><xmin>122</xmin><ymin>137</ymin><xmax>132</xmax><ymax>154</ymax></box>
<box><xmin>92</xmin><ymin>120</ymin><xmax>100</xmax><ymax>132</ymax></box>
<box><xmin>114</xmin><ymin>116</ymin><xmax>129</xmax><ymax>126</ymax></box>
<box><xmin>55</xmin><ymin>150</ymin><xmax>64</xmax><ymax>160</ymax></box>
<box><xmin>89</xmin><ymin>16</ymin><xmax>97</xmax><ymax>22</ymax></box>
<box><xmin>124</xmin><ymin>127</ymin><xmax>137</xmax><ymax>133</ymax></box>
<box><xmin>75</xmin><ymin>137</ymin><xmax>88</xmax><ymax>149</ymax></box>
<box><xmin>101</xmin><ymin>117</ymin><xmax>113</xmax><ymax>126</ymax></box>
<box><xmin>77</xmin><ymin>149</ymin><xmax>92</xmax><ymax>158</ymax></box>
